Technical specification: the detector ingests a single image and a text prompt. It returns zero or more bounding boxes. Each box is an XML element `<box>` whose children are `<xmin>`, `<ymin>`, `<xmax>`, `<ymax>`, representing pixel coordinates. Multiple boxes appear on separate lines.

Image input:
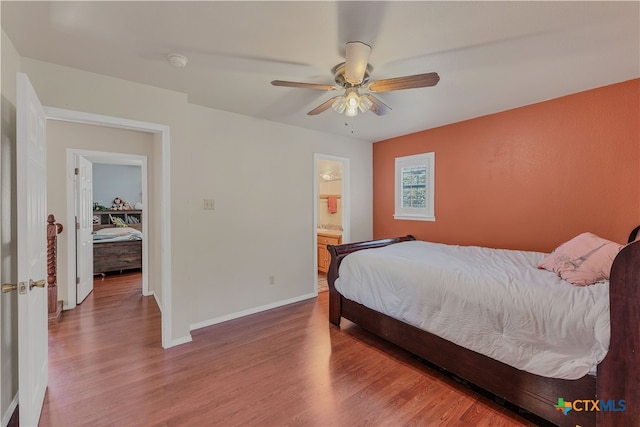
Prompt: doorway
<box><xmin>314</xmin><ymin>154</ymin><xmax>350</xmax><ymax>293</ymax></box>
<box><xmin>45</xmin><ymin>107</ymin><xmax>173</xmax><ymax>348</ymax></box>
<box><xmin>71</xmin><ymin>150</ymin><xmax>149</xmax><ymax>301</ymax></box>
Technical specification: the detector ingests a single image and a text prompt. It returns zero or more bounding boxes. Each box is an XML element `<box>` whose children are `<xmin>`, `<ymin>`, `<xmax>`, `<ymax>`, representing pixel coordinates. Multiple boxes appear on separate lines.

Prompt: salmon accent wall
<box><xmin>373</xmin><ymin>79</ymin><xmax>640</xmax><ymax>252</ymax></box>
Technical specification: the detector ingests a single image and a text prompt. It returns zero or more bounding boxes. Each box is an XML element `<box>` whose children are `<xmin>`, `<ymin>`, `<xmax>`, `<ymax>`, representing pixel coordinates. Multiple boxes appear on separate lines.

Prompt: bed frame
<box><xmin>327</xmin><ymin>235</ymin><xmax>639</xmax><ymax>427</ymax></box>
<box><xmin>93</xmin><ymin>240</ymin><xmax>142</xmax><ymax>274</ymax></box>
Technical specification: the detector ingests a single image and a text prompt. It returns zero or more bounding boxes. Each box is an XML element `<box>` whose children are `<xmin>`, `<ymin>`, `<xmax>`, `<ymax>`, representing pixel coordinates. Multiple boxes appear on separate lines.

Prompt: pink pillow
<box><xmin>538</xmin><ymin>232</ymin><xmax>623</xmax><ymax>286</ymax></box>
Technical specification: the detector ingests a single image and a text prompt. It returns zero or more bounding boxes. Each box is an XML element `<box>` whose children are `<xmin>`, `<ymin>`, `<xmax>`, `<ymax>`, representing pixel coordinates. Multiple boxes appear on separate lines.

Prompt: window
<box><xmin>394</xmin><ymin>152</ymin><xmax>435</xmax><ymax>221</ymax></box>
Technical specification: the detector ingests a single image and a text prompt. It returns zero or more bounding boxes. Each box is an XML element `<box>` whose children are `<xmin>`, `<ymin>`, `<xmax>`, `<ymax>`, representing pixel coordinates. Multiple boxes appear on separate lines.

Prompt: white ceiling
<box><xmin>2</xmin><ymin>1</ymin><xmax>639</xmax><ymax>142</ymax></box>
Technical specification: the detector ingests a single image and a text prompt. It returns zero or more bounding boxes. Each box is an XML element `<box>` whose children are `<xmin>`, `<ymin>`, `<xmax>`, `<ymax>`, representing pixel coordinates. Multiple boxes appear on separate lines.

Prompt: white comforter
<box><xmin>93</xmin><ymin>226</ymin><xmax>143</xmax><ymax>243</ymax></box>
<box><xmin>334</xmin><ymin>240</ymin><xmax>610</xmax><ymax>380</ymax></box>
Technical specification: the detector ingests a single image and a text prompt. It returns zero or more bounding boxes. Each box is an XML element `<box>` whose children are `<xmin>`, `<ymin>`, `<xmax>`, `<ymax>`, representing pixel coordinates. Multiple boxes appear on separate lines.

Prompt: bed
<box><xmin>327</xmin><ymin>231</ymin><xmax>640</xmax><ymax>427</ymax></box>
<box><xmin>93</xmin><ymin>227</ymin><xmax>143</xmax><ymax>274</ymax></box>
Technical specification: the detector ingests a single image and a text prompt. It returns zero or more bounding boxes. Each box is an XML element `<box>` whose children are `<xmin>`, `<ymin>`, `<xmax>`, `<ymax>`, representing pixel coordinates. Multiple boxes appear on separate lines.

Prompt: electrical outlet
<box><xmin>203</xmin><ymin>199</ymin><xmax>215</xmax><ymax>210</ymax></box>
<box><xmin>268</xmin><ymin>275</ymin><xmax>275</xmax><ymax>285</ymax></box>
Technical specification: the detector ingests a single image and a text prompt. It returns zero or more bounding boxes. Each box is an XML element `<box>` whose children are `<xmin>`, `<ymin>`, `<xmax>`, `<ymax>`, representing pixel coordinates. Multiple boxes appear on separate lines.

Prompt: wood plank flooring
<box><xmin>38</xmin><ymin>271</ymin><xmax>542</xmax><ymax>426</ymax></box>
<box><xmin>318</xmin><ymin>274</ymin><xmax>328</xmax><ymax>293</ymax></box>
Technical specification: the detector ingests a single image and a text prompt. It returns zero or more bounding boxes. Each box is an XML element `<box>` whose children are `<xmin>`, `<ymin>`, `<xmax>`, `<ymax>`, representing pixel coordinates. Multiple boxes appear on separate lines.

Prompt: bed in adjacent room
<box><xmin>93</xmin><ymin>226</ymin><xmax>143</xmax><ymax>274</ymax></box>
<box><xmin>327</xmin><ymin>230</ymin><xmax>640</xmax><ymax>427</ymax></box>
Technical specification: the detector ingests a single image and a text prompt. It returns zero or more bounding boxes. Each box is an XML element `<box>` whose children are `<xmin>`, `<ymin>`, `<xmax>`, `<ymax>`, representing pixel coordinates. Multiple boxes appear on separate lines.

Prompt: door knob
<box><xmin>29</xmin><ymin>279</ymin><xmax>46</xmax><ymax>290</ymax></box>
<box><xmin>2</xmin><ymin>283</ymin><xmax>17</xmax><ymax>293</ymax></box>
<box><xmin>2</xmin><ymin>282</ymin><xmax>29</xmax><ymax>294</ymax></box>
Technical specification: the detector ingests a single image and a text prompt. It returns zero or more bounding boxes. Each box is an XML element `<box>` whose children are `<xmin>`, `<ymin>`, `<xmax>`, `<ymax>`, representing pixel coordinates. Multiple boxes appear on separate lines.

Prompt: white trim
<box><xmin>162</xmin><ymin>128</ymin><xmax>173</xmax><ymax>348</ymax></box>
<box><xmin>45</xmin><ymin>107</ymin><xmax>165</xmax><ymax>134</ymax></box>
<box><xmin>44</xmin><ymin>107</ymin><xmax>174</xmax><ymax>349</ymax></box>
<box><xmin>167</xmin><ymin>335</ymin><xmax>193</xmax><ymax>347</ymax></box>
<box><xmin>151</xmin><ymin>291</ymin><xmax>162</xmax><ymax>312</ymax></box>
<box><xmin>190</xmin><ymin>293</ymin><xmax>316</xmax><ymax>332</ymax></box>
<box><xmin>393</xmin><ymin>214</ymin><xmax>436</xmax><ymax>222</ymax></box>
<box><xmin>1</xmin><ymin>392</ymin><xmax>18</xmax><ymax>427</ymax></box>
<box><xmin>64</xmin><ymin>150</ymin><xmax>76</xmax><ymax>308</ymax></box>
<box><xmin>394</xmin><ymin>152</ymin><xmax>435</xmax><ymax>221</ymax></box>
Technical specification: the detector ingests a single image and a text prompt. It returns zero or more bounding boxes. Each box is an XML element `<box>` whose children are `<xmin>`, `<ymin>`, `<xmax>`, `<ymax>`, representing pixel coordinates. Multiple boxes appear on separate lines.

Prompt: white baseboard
<box><xmin>165</xmin><ymin>334</ymin><xmax>192</xmax><ymax>348</ymax></box>
<box><xmin>147</xmin><ymin>291</ymin><xmax>162</xmax><ymax>313</ymax></box>
<box><xmin>189</xmin><ymin>292</ymin><xmax>317</xmax><ymax>332</ymax></box>
<box><xmin>1</xmin><ymin>392</ymin><xmax>18</xmax><ymax>427</ymax></box>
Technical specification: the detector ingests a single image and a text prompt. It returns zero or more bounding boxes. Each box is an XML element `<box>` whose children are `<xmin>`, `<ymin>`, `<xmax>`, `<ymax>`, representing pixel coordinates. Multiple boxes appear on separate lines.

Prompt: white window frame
<box><xmin>394</xmin><ymin>152</ymin><xmax>435</xmax><ymax>221</ymax></box>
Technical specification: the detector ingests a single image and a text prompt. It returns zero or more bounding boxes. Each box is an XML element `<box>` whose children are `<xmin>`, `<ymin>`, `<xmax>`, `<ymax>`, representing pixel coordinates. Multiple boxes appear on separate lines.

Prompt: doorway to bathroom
<box><xmin>314</xmin><ymin>154</ymin><xmax>350</xmax><ymax>293</ymax></box>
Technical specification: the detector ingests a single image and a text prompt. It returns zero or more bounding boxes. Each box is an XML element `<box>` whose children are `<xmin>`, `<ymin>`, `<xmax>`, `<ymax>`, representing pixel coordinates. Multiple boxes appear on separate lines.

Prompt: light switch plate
<box><xmin>203</xmin><ymin>199</ymin><xmax>215</xmax><ymax>210</ymax></box>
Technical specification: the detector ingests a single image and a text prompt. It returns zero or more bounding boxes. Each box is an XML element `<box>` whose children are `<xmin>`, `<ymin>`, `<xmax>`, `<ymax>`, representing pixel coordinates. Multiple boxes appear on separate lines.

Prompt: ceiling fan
<box><xmin>271</xmin><ymin>41</ymin><xmax>439</xmax><ymax>117</ymax></box>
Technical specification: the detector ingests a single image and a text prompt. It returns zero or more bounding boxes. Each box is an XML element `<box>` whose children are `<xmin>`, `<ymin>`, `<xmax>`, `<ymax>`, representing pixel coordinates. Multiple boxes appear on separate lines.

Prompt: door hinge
<box><xmin>74</xmin><ymin>167</ymin><xmax>80</xmax><ymax>175</ymax></box>
<box><xmin>76</xmin><ymin>222</ymin><xmax>80</xmax><ymax>230</ymax></box>
<box><xmin>76</xmin><ymin>277</ymin><xmax>80</xmax><ymax>285</ymax></box>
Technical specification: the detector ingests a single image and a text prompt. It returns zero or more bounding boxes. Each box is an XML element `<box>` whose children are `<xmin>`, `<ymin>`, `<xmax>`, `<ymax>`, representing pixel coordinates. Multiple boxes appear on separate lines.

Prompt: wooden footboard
<box><xmin>327</xmin><ymin>236</ymin><xmax>640</xmax><ymax>427</ymax></box>
<box><xmin>327</xmin><ymin>235</ymin><xmax>415</xmax><ymax>325</ymax></box>
<box><xmin>93</xmin><ymin>240</ymin><xmax>142</xmax><ymax>274</ymax></box>
<box><xmin>597</xmin><ymin>239</ymin><xmax>640</xmax><ymax>426</ymax></box>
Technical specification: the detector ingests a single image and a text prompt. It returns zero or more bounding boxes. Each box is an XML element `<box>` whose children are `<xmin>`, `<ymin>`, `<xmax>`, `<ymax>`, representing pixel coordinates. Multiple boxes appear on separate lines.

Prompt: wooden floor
<box><xmin>37</xmin><ymin>271</ymin><xmax>542</xmax><ymax>426</ymax></box>
<box><xmin>318</xmin><ymin>273</ymin><xmax>328</xmax><ymax>292</ymax></box>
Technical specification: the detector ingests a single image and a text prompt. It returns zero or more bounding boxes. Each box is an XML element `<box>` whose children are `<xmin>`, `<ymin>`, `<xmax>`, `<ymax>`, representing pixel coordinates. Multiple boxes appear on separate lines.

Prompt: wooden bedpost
<box><xmin>327</xmin><ymin>244</ymin><xmax>342</xmax><ymax>325</ymax></box>
<box><xmin>47</xmin><ymin>214</ymin><xmax>64</xmax><ymax>325</ymax></box>
<box><xmin>597</xmin><ymin>239</ymin><xmax>640</xmax><ymax>426</ymax></box>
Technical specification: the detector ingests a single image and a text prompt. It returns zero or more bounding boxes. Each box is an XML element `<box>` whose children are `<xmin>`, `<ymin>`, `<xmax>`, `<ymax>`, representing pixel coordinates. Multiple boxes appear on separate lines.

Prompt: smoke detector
<box><xmin>168</xmin><ymin>53</ymin><xmax>188</xmax><ymax>68</ymax></box>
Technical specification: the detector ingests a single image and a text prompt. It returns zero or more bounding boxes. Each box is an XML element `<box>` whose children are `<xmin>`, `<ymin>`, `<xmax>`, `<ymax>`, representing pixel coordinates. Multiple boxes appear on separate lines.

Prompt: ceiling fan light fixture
<box><xmin>332</xmin><ymin>96</ymin><xmax>346</xmax><ymax>114</ymax></box>
<box><xmin>272</xmin><ymin>41</ymin><xmax>439</xmax><ymax>119</ymax></box>
<box><xmin>340</xmin><ymin>88</ymin><xmax>363</xmax><ymax>117</ymax></box>
<box><xmin>345</xmin><ymin>107</ymin><xmax>358</xmax><ymax>117</ymax></box>
<box><xmin>332</xmin><ymin>88</ymin><xmax>368</xmax><ymax>117</ymax></box>
<box><xmin>346</xmin><ymin>91</ymin><xmax>359</xmax><ymax>109</ymax></box>
<box><xmin>358</xmin><ymin>95</ymin><xmax>373</xmax><ymax>113</ymax></box>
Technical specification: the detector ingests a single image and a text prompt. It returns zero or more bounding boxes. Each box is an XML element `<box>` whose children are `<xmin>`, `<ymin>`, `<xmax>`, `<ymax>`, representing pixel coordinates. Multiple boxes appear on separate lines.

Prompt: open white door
<box><xmin>75</xmin><ymin>155</ymin><xmax>93</xmax><ymax>303</ymax></box>
<box><xmin>17</xmin><ymin>72</ymin><xmax>48</xmax><ymax>426</ymax></box>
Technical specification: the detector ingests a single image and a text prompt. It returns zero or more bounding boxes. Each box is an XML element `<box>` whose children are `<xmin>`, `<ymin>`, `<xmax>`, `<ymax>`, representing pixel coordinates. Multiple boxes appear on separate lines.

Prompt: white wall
<box><xmin>18</xmin><ymin>57</ymin><xmax>373</xmax><ymax>342</ymax></box>
<box><xmin>183</xmin><ymin>104</ymin><xmax>372</xmax><ymax>324</ymax></box>
<box><xmin>0</xmin><ymin>28</ymin><xmax>21</xmax><ymax>425</ymax></box>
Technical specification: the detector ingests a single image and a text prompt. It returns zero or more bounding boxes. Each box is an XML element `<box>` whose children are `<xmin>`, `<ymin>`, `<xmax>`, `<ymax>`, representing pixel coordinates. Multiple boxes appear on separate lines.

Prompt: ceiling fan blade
<box><xmin>271</xmin><ymin>80</ymin><xmax>338</xmax><ymax>91</ymax></box>
<box><xmin>361</xmin><ymin>94</ymin><xmax>391</xmax><ymax>116</ymax></box>
<box><xmin>344</xmin><ymin>41</ymin><xmax>371</xmax><ymax>85</ymax></box>
<box><xmin>368</xmin><ymin>72</ymin><xmax>440</xmax><ymax>93</ymax></box>
<box><xmin>308</xmin><ymin>96</ymin><xmax>342</xmax><ymax>115</ymax></box>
